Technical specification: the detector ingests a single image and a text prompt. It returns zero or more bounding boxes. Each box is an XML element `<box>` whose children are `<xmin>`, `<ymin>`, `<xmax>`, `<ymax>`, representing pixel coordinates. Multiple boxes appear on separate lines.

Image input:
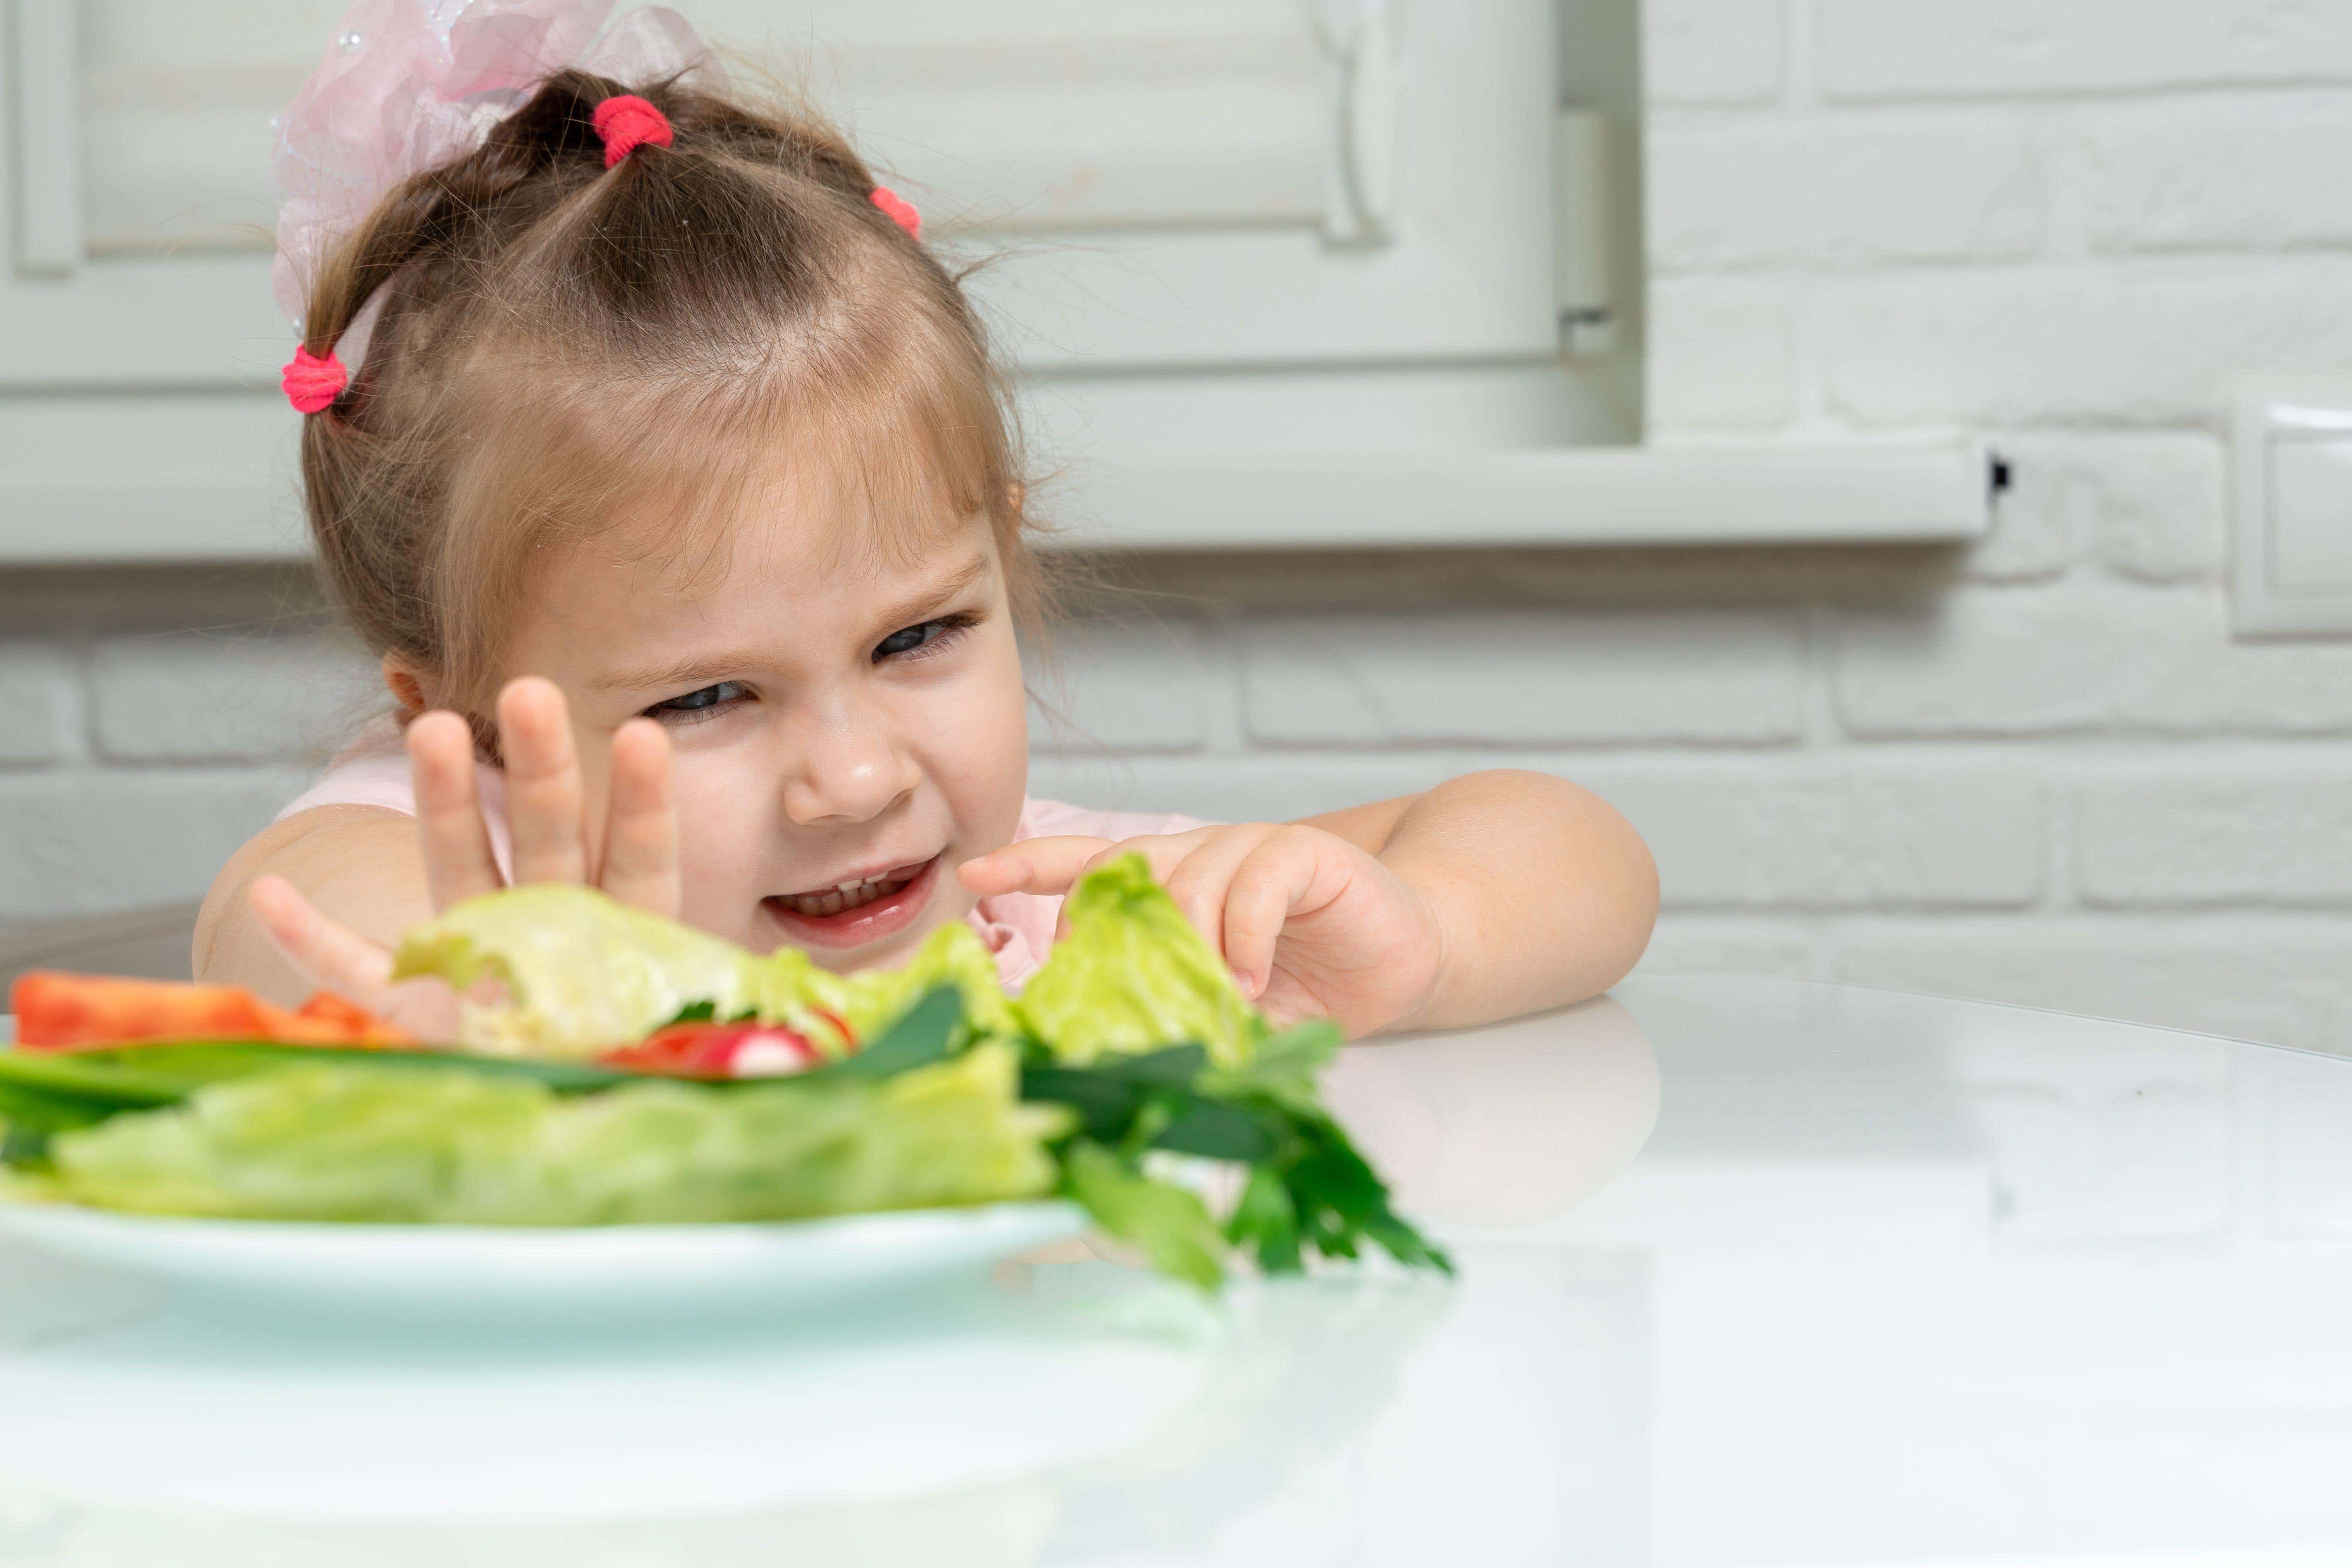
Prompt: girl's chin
<box><xmin>754</xmin><ymin>854</ymin><xmax>946</xmax><ymax>960</ymax></box>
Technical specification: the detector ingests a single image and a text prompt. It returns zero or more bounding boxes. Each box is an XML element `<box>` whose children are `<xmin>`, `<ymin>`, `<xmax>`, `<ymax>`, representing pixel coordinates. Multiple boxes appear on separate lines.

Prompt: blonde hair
<box><xmin>293</xmin><ymin>68</ymin><xmax>1037</xmax><ymax>715</ymax></box>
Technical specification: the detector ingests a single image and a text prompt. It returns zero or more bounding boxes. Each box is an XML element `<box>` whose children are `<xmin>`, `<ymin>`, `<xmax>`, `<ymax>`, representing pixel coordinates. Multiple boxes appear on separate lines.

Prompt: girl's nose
<box><xmin>779</xmin><ymin>703</ymin><xmax>919</xmax><ymax>827</ymax></box>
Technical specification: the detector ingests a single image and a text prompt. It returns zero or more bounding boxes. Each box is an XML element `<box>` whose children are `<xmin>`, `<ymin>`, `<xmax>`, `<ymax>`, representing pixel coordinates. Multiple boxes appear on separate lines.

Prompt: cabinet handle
<box><xmin>1320</xmin><ymin>0</ymin><xmax>1400</xmax><ymax>247</ymax></box>
<box><xmin>8</xmin><ymin>0</ymin><xmax>82</xmax><ymax>276</ymax></box>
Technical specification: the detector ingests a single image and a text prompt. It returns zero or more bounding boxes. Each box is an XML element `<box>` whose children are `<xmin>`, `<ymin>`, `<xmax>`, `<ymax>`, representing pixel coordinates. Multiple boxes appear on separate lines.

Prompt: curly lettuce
<box><xmin>389</xmin><ymin>857</ymin><xmax>1254</xmax><ymax>1068</ymax></box>
<box><xmin>781</xmin><ymin>921</ymin><xmax>1018</xmax><ymax>1045</ymax></box>
<box><xmin>390</xmin><ymin>888</ymin><xmax>1020</xmax><ymax>1060</ymax></box>
<box><xmin>392</xmin><ymin>887</ymin><xmax>762</xmax><ymax>1059</ymax></box>
<box><xmin>1016</xmin><ymin>855</ymin><xmax>1262</xmax><ymax>1067</ymax></box>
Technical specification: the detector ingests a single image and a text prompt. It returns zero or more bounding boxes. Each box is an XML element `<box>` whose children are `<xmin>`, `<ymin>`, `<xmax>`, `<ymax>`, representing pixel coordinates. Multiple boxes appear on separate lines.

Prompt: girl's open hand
<box><xmin>959</xmin><ymin>823</ymin><xmax>1446</xmax><ymax>1038</ymax></box>
<box><xmin>246</xmin><ymin>677</ymin><xmax>678</xmax><ymax>1037</ymax></box>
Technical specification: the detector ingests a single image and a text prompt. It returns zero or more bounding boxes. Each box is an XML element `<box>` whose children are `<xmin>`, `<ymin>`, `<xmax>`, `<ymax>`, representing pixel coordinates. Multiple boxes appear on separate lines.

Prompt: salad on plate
<box><xmin>0</xmin><ymin>857</ymin><xmax>1447</xmax><ymax>1289</ymax></box>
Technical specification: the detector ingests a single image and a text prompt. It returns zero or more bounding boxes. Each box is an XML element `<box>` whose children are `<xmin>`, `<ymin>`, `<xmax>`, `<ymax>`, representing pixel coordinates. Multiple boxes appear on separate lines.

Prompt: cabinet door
<box><xmin>703</xmin><ymin>0</ymin><xmax>1561</xmax><ymax>370</ymax></box>
<box><xmin>0</xmin><ymin>0</ymin><xmax>336</xmax><ymax>386</ymax></box>
<box><xmin>1</xmin><ymin>0</ymin><xmax>1558</xmax><ymax>389</ymax></box>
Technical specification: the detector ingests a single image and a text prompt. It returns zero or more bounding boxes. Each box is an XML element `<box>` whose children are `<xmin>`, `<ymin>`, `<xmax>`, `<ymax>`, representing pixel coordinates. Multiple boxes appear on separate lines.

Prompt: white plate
<box><xmin>0</xmin><ymin>1199</ymin><xmax>1089</xmax><ymax>1326</ymax></box>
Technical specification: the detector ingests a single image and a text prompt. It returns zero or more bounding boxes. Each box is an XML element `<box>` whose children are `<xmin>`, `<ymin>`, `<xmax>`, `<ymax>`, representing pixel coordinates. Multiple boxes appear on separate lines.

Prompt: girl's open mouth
<box><xmin>761</xmin><ymin>856</ymin><xmax>940</xmax><ymax>950</ymax></box>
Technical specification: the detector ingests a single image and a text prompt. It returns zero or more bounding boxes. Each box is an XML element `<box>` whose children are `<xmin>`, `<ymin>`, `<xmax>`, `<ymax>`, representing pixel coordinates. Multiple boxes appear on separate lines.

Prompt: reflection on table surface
<box><xmin>5</xmin><ymin>976</ymin><xmax>2352</xmax><ymax>1565</ymax></box>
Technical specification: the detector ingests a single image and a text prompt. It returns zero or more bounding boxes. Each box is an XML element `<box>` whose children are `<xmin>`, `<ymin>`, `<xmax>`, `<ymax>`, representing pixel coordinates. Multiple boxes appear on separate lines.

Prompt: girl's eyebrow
<box><xmin>587</xmin><ymin>551</ymin><xmax>993</xmax><ymax>694</ymax></box>
<box><xmin>589</xmin><ymin>650</ymin><xmax>769</xmax><ymax>694</ymax></box>
<box><xmin>866</xmin><ymin>549</ymin><xmax>991</xmax><ymax>636</ymax></box>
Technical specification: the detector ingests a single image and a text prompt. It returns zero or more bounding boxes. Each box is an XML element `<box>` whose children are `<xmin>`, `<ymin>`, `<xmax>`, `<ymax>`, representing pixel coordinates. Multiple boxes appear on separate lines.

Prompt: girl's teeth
<box><xmin>777</xmin><ymin>875</ymin><xmax>907</xmax><ymax>918</ymax></box>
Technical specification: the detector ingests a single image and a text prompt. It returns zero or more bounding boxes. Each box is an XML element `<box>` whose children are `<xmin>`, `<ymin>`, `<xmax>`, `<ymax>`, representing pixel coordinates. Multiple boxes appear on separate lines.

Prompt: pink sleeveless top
<box><xmin>276</xmin><ymin>720</ymin><xmax>1204</xmax><ymax>990</ymax></box>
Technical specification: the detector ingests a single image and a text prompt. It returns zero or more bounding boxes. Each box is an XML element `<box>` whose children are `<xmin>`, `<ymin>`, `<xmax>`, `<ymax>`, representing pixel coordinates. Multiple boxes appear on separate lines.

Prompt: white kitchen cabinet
<box><xmin>0</xmin><ymin>0</ymin><xmax>1988</xmax><ymax>559</ymax></box>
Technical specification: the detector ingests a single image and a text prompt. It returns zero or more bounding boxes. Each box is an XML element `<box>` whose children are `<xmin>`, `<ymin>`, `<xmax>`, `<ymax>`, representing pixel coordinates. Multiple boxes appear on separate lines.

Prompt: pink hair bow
<box><xmin>270</xmin><ymin>0</ymin><xmax>720</xmax><ymax>330</ymax></box>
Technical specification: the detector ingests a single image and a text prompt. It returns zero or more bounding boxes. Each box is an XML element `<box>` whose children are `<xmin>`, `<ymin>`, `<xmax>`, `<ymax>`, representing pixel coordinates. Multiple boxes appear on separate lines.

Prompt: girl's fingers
<box><xmin>407</xmin><ymin>710</ymin><xmax>504</xmax><ymax>910</ymax></box>
<box><xmin>248</xmin><ymin>875</ymin><xmax>466</xmax><ymax>1042</ymax></box>
<box><xmin>498</xmin><ymin>677</ymin><xmax>589</xmax><ymax>886</ymax></box>
<box><xmin>1160</xmin><ymin>825</ymin><xmax>1275</xmax><ymax>967</ymax></box>
<box><xmin>599</xmin><ymin>718</ymin><xmax>681</xmax><ymax>916</ymax></box>
<box><xmin>246</xmin><ymin>873</ymin><xmax>397</xmax><ymax>1012</ymax></box>
<box><xmin>957</xmin><ymin>835</ymin><xmax>1115</xmax><ymax>898</ymax></box>
<box><xmin>1220</xmin><ymin>834</ymin><xmax>1320</xmax><ymax>999</ymax></box>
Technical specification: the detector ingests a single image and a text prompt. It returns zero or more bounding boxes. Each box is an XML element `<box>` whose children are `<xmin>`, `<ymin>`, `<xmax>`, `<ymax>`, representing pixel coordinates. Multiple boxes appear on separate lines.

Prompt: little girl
<box><xmin>198</xmin><ymin>1</ymin><xmax>1656</xmax><ymax>1040</ymax></box>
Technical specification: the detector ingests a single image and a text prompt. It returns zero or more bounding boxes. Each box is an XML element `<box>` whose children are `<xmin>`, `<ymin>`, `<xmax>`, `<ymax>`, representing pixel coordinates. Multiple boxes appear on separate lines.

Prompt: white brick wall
<box><xmin>1970</xmin><ymin>433</ymin><xmax>2224</xmax><ymax>584</ymax></box>
<box><xmin>1649</xmin><ymin>117</ymin><xmax>2044</xmax><ymax>271</ymax></box>
<box><xmin>0</xmin><ymin>572</ymin><xmax>366</xmax><ymax>930</ymax></box>
<box><xmin>1641</xmin><ymin>0</ymin><xmax>2352</xmax><ymax>1053</ymax></box>
<box><xmin>0</xmin><ymin>770</ymin><xmax>311</xmax><ymax>921</ymax></box>
<box><xmin>2074</xmin><ymin>98</ymin><xmax>2352</xmax><ymax>254</ymax></box>
<box><xmin>0</xmin><ymin>644</ymin><xmax>76</xmax><ymax>766</ymax></box>
<box><xmin>11</xmin><ymin>1</ymin><xmax>2352</xmax><ymax>1058</ymax></box>
<box><xmin>91</xmin><ymin>632</ymin><xmax>378</xmax><ymax>764</ymax></box>
<box><xmin>1836</xmin><ymin>586</ymin><xmax>2352</xmax><ymax>735</ymax></box>
<box><xmin>1817</xmin><ymin>262</ymin><xmax>2352</xmax><ymax>427</ymax></box>
<box><xmin>1643</xmin><ymin>0</ymin><xmax>1784</xmax><ymax>106</ymax></box>
<box><xmin>1815</xmin><ymin>0</ymin><xmax>2352</xmax><ymax>100</ymax></box>
<box><xmin>2076</xmin><ymin>772</ymin><xmax>2352</xmax><ymax>906</ymax></box>
<box><xmin>1239</xmin><ymin>611</ymin><xmax>1805</xmax><ymax>745</ymax></box>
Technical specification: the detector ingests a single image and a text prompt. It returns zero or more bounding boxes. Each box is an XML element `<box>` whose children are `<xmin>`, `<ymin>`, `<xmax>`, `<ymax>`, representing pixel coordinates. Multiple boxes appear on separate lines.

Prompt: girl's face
<box><xmin>496</xmin><ymin>459</ymin><xmax>1031</xmax><ymax>971</ymax></box>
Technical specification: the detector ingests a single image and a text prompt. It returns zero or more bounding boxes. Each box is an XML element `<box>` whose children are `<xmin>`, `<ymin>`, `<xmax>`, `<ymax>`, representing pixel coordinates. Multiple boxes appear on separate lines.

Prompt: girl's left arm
<box><xmin>1301</xmin><ymin>769</ymin><xmax>1657</xmax><ymax>1031</ymax></box>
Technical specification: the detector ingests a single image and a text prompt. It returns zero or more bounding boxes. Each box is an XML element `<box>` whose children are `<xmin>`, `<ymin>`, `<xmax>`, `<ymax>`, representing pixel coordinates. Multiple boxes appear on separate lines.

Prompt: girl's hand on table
<box><xmin>245</xmin><ymin>677</ymin><xmax>678</xmax><ymax>1037</ymax></box>
<box><xmin>959</xmin><ymin>823</ymin><xmax>1446</xmax><ymax>1039</ymax></box>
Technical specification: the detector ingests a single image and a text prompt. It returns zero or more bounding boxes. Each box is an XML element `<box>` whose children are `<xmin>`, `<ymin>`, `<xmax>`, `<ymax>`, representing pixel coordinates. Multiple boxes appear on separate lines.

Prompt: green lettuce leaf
<box><xmin>392</xmin><ymin>886</ymin><xmax>763</xmax><ymax>1059</ymax></box>
<box><xmin>1016</xmin><ymin>855</ymin><xmax>1262</xmax><ymax>1067</ymax></box>
<box><xmin>779</xmin><ymin>920</ymin><xmax>1018</xmax><ymax>1045</ymax></box>
<box><xmin>31</xmin><ymin>1043</ymin><xmax>1066</xmax><ymax>1224</ymax></box>
<box><xmin>390</xmin><ymin>886</ymin><xmax>1012</xmax><ymax>1060</ymax></box>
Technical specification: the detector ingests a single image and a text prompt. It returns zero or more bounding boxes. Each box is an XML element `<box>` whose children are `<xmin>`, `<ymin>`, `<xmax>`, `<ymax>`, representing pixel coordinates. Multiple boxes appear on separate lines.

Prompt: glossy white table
<box><xmin>4</xmin><ymin>976</ymin><xmax>2351</xmax><ymax>1566</ymax></box>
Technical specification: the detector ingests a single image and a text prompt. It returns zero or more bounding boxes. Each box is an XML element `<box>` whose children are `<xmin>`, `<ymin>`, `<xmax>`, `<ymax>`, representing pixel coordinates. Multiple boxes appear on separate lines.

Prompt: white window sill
<box><xmin>0</xmin><ymin>437</ymin><xmax>1988</xmax><ymax>564</ymax></box>
<box><xmin>1050</xmin><ymin>440</ymin><xmax>1989</xmax><ymax>550</ymax></box>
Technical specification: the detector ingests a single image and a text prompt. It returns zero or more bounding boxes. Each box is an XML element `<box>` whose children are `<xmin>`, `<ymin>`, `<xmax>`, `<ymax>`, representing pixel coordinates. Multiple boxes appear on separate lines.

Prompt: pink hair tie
<box><xmin>870</xmin><ymin>186</ymin><xmax>921</xmax><ymax>239</ymax></box>
<box><xmin>592</xmin><ymin>94</ymin><xmax>671</xmax><ymax>167</ymax></box>
<box><xmin>281</xmin><ymin>345</ymin><xmax>347</xmax><ymax>414</ymax></box>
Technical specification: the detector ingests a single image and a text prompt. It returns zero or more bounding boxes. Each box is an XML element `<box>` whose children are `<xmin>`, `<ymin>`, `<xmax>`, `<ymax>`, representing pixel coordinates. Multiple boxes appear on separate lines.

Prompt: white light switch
<box><xmin>2234</xmin><ymin>385</ymin><xmax>2352</xmax><ymax>634</ymax></box>
<box><xmin>2270</xmin><ymin>439</ymin><xmax>2352</xmax><ymax>594</ymax></box>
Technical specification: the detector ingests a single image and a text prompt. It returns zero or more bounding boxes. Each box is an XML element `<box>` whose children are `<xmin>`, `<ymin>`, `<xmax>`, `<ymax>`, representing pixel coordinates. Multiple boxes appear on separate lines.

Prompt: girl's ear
<box><xmin>1006</xmin><ymin>479</ymin><xmax>1025</xmax><ymax>517</ymax></box>
<box><xmin>382</xmin><ymin>655</ymin><xmax>432</xmax><ymax>720</ymax></box>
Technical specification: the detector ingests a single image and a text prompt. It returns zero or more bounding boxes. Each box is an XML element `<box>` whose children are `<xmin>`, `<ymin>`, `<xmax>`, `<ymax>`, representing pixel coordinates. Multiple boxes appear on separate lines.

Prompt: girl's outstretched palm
<box><xmin>248</xmin><ymin>677</ymin><xmax>678</xmax><ymax>1039</ymax></box>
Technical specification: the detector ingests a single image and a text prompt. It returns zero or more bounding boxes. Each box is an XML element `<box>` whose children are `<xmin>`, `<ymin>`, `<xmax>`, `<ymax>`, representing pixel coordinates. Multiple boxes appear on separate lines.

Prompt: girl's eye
<box><xmin>872</xmin><ymin>615</ymin><xmax>971</xmax><ymax>662</ymax></box>
<box><xmin>645</xmin><ymin>681</ymin><xmax>750</xmax><ymax>722</ymax></box>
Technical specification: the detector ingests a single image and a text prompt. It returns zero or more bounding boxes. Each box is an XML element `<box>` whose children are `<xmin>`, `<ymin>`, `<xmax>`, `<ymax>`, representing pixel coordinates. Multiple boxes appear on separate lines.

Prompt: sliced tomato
<box><xmin>9</xmin><ymin>972</ymin><xmax>408</xmax><ymax>1050</ymax></box>
<box><xmin>277</xmin><ymin>991</ymin><xmax>411</xmax><ymax>1046</ymax></box>
<box><xmin>598</xmin><ymin>1021</ymin><xmax>820</xmax><ymax>1079</ymax></box>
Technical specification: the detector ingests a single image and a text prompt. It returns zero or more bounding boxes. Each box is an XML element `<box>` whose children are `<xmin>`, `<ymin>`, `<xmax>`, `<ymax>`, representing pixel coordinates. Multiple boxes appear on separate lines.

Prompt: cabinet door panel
<box><xmin>699</xmin><ymin>0</ymin><xmax>1330</xmax><ymax>233</ymax></box>
<box><xmin>80</xmin><ymin>0</ymin><xmax>341</xmax><ymax>253</ymax></box>
<box><xmin>3</xmin><ymin>0</ymin><xmax>1555</xmax><ymax>389</ymax></box>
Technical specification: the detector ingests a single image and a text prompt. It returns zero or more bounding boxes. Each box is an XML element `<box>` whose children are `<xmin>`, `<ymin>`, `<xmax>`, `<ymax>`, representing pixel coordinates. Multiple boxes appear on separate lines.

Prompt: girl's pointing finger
<box><xmin>957</xmin><ymin>835</ymin><xmax>1114</xmax><ymax>898</ymax></box>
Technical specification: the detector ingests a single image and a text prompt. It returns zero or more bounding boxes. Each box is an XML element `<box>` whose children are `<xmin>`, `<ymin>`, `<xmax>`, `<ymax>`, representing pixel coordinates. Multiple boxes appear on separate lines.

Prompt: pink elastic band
<box><xmin>592</xmin><ymin>94</ymin><xmax>671</xmax><ymax>167</ymax></box>
<box><xmin>281</xmin><ymin>345</ymin><xmax>347</xmax><ymax>414</ymax></box>
<box><xmin>870</xmin><ymin>186</ymin><xmax>921</xmax><ymax>239</ymax></box>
